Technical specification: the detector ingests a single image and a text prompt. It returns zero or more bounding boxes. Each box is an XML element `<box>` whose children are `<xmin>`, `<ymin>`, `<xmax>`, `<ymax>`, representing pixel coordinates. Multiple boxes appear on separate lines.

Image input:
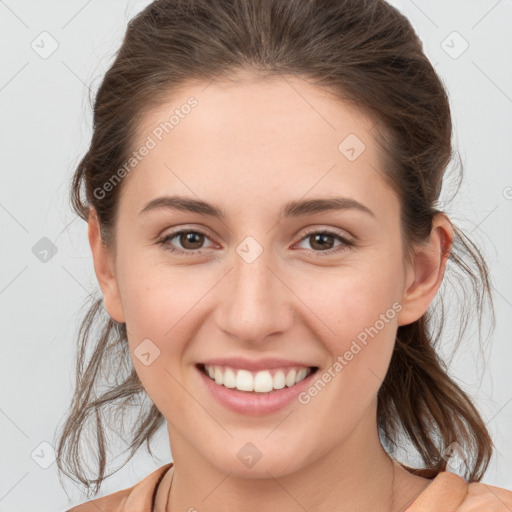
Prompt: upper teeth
<box><xmin>204</xmin><ymin>365</ymin><xmax>312</xmax><ymax>393</ymax></box>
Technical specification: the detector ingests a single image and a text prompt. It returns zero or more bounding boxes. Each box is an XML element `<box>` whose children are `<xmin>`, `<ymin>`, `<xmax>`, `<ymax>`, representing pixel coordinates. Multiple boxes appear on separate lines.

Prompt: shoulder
<box><xmin>456</xmin><ymin>481</ymin><xmax>512</xmax><ymax>511</ymax></box>
<box><xmin>407</xmin><ymin>471</ymin><xmax>512</xmax><ymax>512</ymax></box>
<box><xmin>67</xmin><ymin>463</ymin><xmax>173</xmax><ymax>512</ymax></box>
<box><xmin>66</xmin><ymin>486</ymin><xmax>131</xmax><ymax>512</ymax></box>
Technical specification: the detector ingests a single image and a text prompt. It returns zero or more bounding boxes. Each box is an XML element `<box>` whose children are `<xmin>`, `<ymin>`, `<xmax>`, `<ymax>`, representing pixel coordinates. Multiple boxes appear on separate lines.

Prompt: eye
<box><xmin>295</xmin><ymin>228</ymin><xmax>354</xmax><ymax>257</ymax></box>
<box><xmin>157</xmin><ymin>229</ymin><xmax>214</xmax><ymax>255</ymax></box>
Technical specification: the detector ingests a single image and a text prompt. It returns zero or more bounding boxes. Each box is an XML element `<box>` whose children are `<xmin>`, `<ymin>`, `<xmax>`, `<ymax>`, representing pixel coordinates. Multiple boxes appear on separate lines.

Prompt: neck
<box><xmin>164</xmin><ymin>408</ymin><xmax>426</xmax><ymax>512</ymax></box>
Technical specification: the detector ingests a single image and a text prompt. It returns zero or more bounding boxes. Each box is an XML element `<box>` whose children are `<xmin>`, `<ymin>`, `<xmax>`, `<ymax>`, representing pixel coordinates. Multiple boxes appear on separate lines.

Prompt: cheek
<box><xmin>295</xmin><ymin>273</ymin><xmax>402</xmax><ymax>432</ymax></box>
<box><xmin>303</xmin><ymin>256</ymin><xmax>403</xmax><ymax>393</ymax></box>
<box><xmin>309</xmin><ymin>261</ymin><xmax>404</xmax><ymax>344</ymax></box>
<box><xmin>115</xmin><ymin>253</ymin><xmax>218</xmax><ymax>409</ymax></box>
<box><xmin>115</xmin><ymin>246</ymin><xmax>198</xmax><ymax>337</ymax></box>
<box><xmin>115</xmin><ymin>257</ymin><xmax>198</xmax><ymax>415</ymax></box>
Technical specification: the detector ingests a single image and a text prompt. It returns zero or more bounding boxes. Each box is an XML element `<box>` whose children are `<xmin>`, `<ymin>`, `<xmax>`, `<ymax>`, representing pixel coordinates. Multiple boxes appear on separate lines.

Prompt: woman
<box><xmin>57</xmin><ymin>0</ymin><xmax>512</xmax><ymax>510</ymax></box>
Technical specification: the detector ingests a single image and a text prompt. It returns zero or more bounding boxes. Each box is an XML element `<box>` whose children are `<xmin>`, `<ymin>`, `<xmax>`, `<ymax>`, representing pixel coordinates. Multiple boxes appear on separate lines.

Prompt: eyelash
<box><xmin>156</xmin><ymin>227</ymin><xmax>355</xmax><ymax>258</ymax></box>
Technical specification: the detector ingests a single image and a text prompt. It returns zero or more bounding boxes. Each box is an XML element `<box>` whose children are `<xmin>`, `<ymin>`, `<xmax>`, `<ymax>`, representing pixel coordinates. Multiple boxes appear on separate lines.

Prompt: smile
<box><xmin>199</xmin><ymin>363</ymin><xmax>317</xmax><ymax>394</ymax></box>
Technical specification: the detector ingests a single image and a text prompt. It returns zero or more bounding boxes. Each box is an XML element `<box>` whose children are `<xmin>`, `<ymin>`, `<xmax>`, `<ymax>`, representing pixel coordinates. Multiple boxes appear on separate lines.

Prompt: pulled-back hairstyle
<box><xmin>55</xmin><ymin>0</ymin><xmax>495</xmax><ymax>497</ymax></box>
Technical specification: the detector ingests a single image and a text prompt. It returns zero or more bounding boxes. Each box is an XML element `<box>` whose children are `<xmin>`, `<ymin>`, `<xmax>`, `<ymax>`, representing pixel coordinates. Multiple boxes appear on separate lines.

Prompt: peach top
<box><xmin>67</xmin><ymin>462</ymin><xmax>512</xmax><ymax>512</ymax></box>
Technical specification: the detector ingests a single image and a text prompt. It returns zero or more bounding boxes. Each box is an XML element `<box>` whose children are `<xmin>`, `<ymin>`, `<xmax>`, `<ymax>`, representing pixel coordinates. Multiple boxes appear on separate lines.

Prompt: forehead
<box><xmin>136</xmin><ymin>72</ymin><xmax>377</xmax><ymax>154</ymax></box>
<box><xmin>123</xmin><ymin>73</ymin><xmax>398</xmax><ymax>220</ymax></box>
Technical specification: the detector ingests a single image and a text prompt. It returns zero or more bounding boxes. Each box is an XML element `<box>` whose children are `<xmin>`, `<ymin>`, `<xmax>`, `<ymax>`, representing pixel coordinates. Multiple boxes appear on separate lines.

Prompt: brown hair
<box><xmin>55</xmin><ymin>0</ymin><xmax>494</xmax><ymax>497</ymax></box>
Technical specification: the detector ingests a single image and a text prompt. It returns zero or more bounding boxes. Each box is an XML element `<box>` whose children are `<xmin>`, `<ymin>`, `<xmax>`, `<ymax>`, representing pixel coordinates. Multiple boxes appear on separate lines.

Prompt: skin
<box><xmin>89</xmin><ymin>71</ymin><xmax>454</xmax><ymax>512</ymax></box>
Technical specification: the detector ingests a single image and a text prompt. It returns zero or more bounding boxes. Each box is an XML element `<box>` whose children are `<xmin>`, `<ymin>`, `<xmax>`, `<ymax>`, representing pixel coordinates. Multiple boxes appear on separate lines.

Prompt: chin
<box><xmin>202</xmin><ymin>441</ymin><xmax>308</xmax><ymax>480</ymax></box>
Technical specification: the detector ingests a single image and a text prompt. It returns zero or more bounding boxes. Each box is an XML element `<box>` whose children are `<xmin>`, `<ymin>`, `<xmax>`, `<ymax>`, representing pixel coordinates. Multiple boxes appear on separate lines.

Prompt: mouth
<box><xmin>196</xmin><ymin>363</ymin><xmax>319</xmax><ymax>394</ymax></box>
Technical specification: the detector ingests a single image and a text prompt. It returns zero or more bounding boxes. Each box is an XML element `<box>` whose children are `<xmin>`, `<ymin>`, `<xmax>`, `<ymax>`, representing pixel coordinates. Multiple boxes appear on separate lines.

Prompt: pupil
<box><xmin>182</xmin><ymin>232</ymin><xmax>203</xmax><ymax>249</ymax></box>
<box><xmin>312</xmin><ymin>234</ymin><xmax>333</xmax><ymax>250</ymax></box>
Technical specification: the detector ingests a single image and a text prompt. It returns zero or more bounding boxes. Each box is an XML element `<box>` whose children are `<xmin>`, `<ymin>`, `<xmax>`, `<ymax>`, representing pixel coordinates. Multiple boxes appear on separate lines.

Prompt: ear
<box><xmin>88</xmin><ymin>207</ymin><xmax>125</xmax><ymax>323</ymax></box>
<box><xmin>397</xmin><ymin>213</ymin><xmax>454</xmax><ymax>326</ymax></box>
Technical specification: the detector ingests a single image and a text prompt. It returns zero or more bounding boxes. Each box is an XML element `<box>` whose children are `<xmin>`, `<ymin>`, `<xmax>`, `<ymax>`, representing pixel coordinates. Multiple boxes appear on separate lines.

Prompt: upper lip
<box><xmin>199</xmin><ymin>357</ymin><xmax>318</xmax><ymax>372</ymax></box>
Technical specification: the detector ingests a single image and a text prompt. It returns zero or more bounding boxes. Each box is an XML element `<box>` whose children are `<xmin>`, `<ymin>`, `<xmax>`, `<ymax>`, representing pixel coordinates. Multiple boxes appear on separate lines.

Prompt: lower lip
<box><xmin>197</xmin><ymin>365</ymin><xmax>318</xmax><ymax>415</ymax></box>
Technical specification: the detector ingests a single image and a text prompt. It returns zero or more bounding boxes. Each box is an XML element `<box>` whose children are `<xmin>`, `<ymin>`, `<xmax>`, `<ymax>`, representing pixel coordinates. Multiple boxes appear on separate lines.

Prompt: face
<box><xmin>91</xmin><ymin>72</ymin><xmax>441</xmax><ymax>478</ymax></box>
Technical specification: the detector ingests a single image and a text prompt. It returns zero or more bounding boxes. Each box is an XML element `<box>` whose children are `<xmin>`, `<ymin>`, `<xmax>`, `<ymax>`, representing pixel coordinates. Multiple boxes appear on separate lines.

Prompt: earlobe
<box><xmin>88</xmin><ymin>207</ymin><xmax>126</xmax><ymax>323</ymax></box>
<box><xmin>397</xmin><ymin>214</ymin><xmax>454</xmax><ymax>327</ymax></box>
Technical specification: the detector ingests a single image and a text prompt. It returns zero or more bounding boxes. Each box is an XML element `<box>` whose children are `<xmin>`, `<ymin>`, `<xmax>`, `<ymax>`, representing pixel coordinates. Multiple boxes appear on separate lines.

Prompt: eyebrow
<box><xmin>139</xmin><ymin>195</ymin><xmax>375</xmax><ymax>220</ymax></box>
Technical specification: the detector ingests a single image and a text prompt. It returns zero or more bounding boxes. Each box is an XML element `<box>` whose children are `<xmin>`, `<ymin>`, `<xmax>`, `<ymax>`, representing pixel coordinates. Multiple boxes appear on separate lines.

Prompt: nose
<box><xmin>213</xmin><ymin>241</ymin><xmax>295</xmax><ymax>345</ymax></box>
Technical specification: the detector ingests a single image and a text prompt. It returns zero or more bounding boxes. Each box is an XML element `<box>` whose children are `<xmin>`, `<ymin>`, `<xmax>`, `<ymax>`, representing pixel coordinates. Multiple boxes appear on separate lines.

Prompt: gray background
<box><xmin>0</xmin><ymin>1</ymin><xmax>511</xmax><ymax>510</ymax></box>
